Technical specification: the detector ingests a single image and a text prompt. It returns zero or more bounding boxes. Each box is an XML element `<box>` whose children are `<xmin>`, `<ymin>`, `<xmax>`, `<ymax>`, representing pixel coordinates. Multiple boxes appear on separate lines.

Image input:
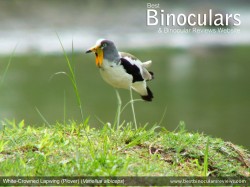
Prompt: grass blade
<box><xmin>203</xmin><ymin>137</ymin><xmax>210</xmax><ymax>176</ymax></box>
<box><xmin>0</xmin><ymin>44</ymin><xmax>18</xmax><ymax>86</ymax></box>
<box><xmin>56</xmin><ymin>33</ymin><xmax>84</xmax><ymax>122</ymax></box>
<box><xmin>35</xmin><ymin>107</ymin><xmax>51</xmax><ymax>127</ymax></box>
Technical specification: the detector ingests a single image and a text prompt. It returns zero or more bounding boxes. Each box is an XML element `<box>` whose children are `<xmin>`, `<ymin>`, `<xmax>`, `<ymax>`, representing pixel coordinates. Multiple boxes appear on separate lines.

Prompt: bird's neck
<box><xmin>104</xmin><ymin>51</ymin><xmax>120</xmax><ymax>63</ymax></box>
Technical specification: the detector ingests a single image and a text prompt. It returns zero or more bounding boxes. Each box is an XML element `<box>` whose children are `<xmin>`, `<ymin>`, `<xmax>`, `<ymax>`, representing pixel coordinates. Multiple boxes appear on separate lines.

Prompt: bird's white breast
<box><xmin>99</xmin><ymin>59</ymin><xmax>133</xmax><ymax>89</ymax></box>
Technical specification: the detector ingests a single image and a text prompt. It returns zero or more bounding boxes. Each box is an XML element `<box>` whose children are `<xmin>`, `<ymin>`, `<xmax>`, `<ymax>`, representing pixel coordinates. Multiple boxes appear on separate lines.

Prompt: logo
<box><xmin>146</xmin><ymin>3</ymin><xmax>241</xmax><ymax>34</ymax></box>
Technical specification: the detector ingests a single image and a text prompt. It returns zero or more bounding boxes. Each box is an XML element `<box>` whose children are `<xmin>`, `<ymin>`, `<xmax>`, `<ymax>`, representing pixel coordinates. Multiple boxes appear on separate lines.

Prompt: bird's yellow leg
<box><xmin>115</xmin><ymin>89</ymin><xmax>122</xmax><ymax>131</ymax></box>
<box><xmin>130</xmin><ymin>87</ymin><xmax>137</xmax><ymax>130</ymax></box>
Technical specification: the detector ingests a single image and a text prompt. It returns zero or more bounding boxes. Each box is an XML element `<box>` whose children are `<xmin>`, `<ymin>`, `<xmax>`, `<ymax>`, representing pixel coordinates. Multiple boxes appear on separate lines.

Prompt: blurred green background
<box><xmin>0</xmin><ymin>0</ymin><xmax>249</xmax><ymax>149</ymax></box>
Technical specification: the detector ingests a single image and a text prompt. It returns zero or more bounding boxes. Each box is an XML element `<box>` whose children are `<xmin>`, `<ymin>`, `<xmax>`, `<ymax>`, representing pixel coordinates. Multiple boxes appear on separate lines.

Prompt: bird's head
<box><xmin>86</xmin><ymin>39</ymin><xmax>118</xmax><ymax>68</ymax></box>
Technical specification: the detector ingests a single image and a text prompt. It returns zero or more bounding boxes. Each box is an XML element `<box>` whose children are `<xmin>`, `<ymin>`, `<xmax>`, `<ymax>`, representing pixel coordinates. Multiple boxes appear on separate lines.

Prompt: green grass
<box><xmin>0</xmin><ymin>120</ymin><xmax>249</xmax><ymax>176</ymax></box>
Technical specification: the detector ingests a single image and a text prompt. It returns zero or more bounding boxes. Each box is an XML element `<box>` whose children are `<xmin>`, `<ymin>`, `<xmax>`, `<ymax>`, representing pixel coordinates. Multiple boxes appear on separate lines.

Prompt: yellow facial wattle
<box><xmin>95</xmin><ymin>47</ymin><xmax>103</xmax><ymax>68</ymax></box>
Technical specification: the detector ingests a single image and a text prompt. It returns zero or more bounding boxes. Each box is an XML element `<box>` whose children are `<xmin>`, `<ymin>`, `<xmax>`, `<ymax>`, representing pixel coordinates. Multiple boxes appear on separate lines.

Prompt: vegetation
<box><xmin>0</xmin><ymin>120</ymin><xmax>249</xmax><ymax>176</ymax></box>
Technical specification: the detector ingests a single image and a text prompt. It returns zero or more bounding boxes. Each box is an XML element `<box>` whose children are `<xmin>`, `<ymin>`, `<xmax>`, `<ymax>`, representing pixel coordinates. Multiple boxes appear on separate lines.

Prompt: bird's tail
<box><xmin>141</xmin><ymin>86</ymin><xmax>154</xmax><ymax>102</ymax></box>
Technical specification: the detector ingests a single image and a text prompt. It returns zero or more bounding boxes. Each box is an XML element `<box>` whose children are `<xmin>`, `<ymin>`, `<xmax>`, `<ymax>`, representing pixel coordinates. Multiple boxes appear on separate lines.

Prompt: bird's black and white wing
<box><xmin>119</xmin><ymin>52</ymin><xmax>153</xmax><ymax>81</ymax></box>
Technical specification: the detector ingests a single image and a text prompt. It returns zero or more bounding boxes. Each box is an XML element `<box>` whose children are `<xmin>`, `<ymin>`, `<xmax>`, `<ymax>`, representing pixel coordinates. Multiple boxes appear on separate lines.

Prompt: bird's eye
<box><xmin>102</xmin><ymin>43</ymin><xmax>107</xmax><ymax>48</ymax></box>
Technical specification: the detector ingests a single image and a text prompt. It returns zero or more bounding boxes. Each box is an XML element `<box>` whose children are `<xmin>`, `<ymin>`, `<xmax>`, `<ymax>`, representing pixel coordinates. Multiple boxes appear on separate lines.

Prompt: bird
<box><xmin>85</xmin><ymin>39</ymin><xmax>154</xmax><ymax>101</ymax></box>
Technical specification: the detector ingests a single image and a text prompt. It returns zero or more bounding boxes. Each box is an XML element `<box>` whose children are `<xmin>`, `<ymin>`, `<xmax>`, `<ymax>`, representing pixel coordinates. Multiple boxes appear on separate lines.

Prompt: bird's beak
<box><xmin>85</xmin><ymin>45</ymin><xmax>103</xmax><ymax>68</ymax></box>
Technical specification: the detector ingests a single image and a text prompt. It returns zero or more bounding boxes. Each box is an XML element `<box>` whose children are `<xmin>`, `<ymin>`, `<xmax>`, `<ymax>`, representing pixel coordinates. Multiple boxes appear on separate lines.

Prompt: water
<box><xmin>0</xmin><ymin>46</ymin><xmax>249</xmax><ymax>149</ymax></box>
